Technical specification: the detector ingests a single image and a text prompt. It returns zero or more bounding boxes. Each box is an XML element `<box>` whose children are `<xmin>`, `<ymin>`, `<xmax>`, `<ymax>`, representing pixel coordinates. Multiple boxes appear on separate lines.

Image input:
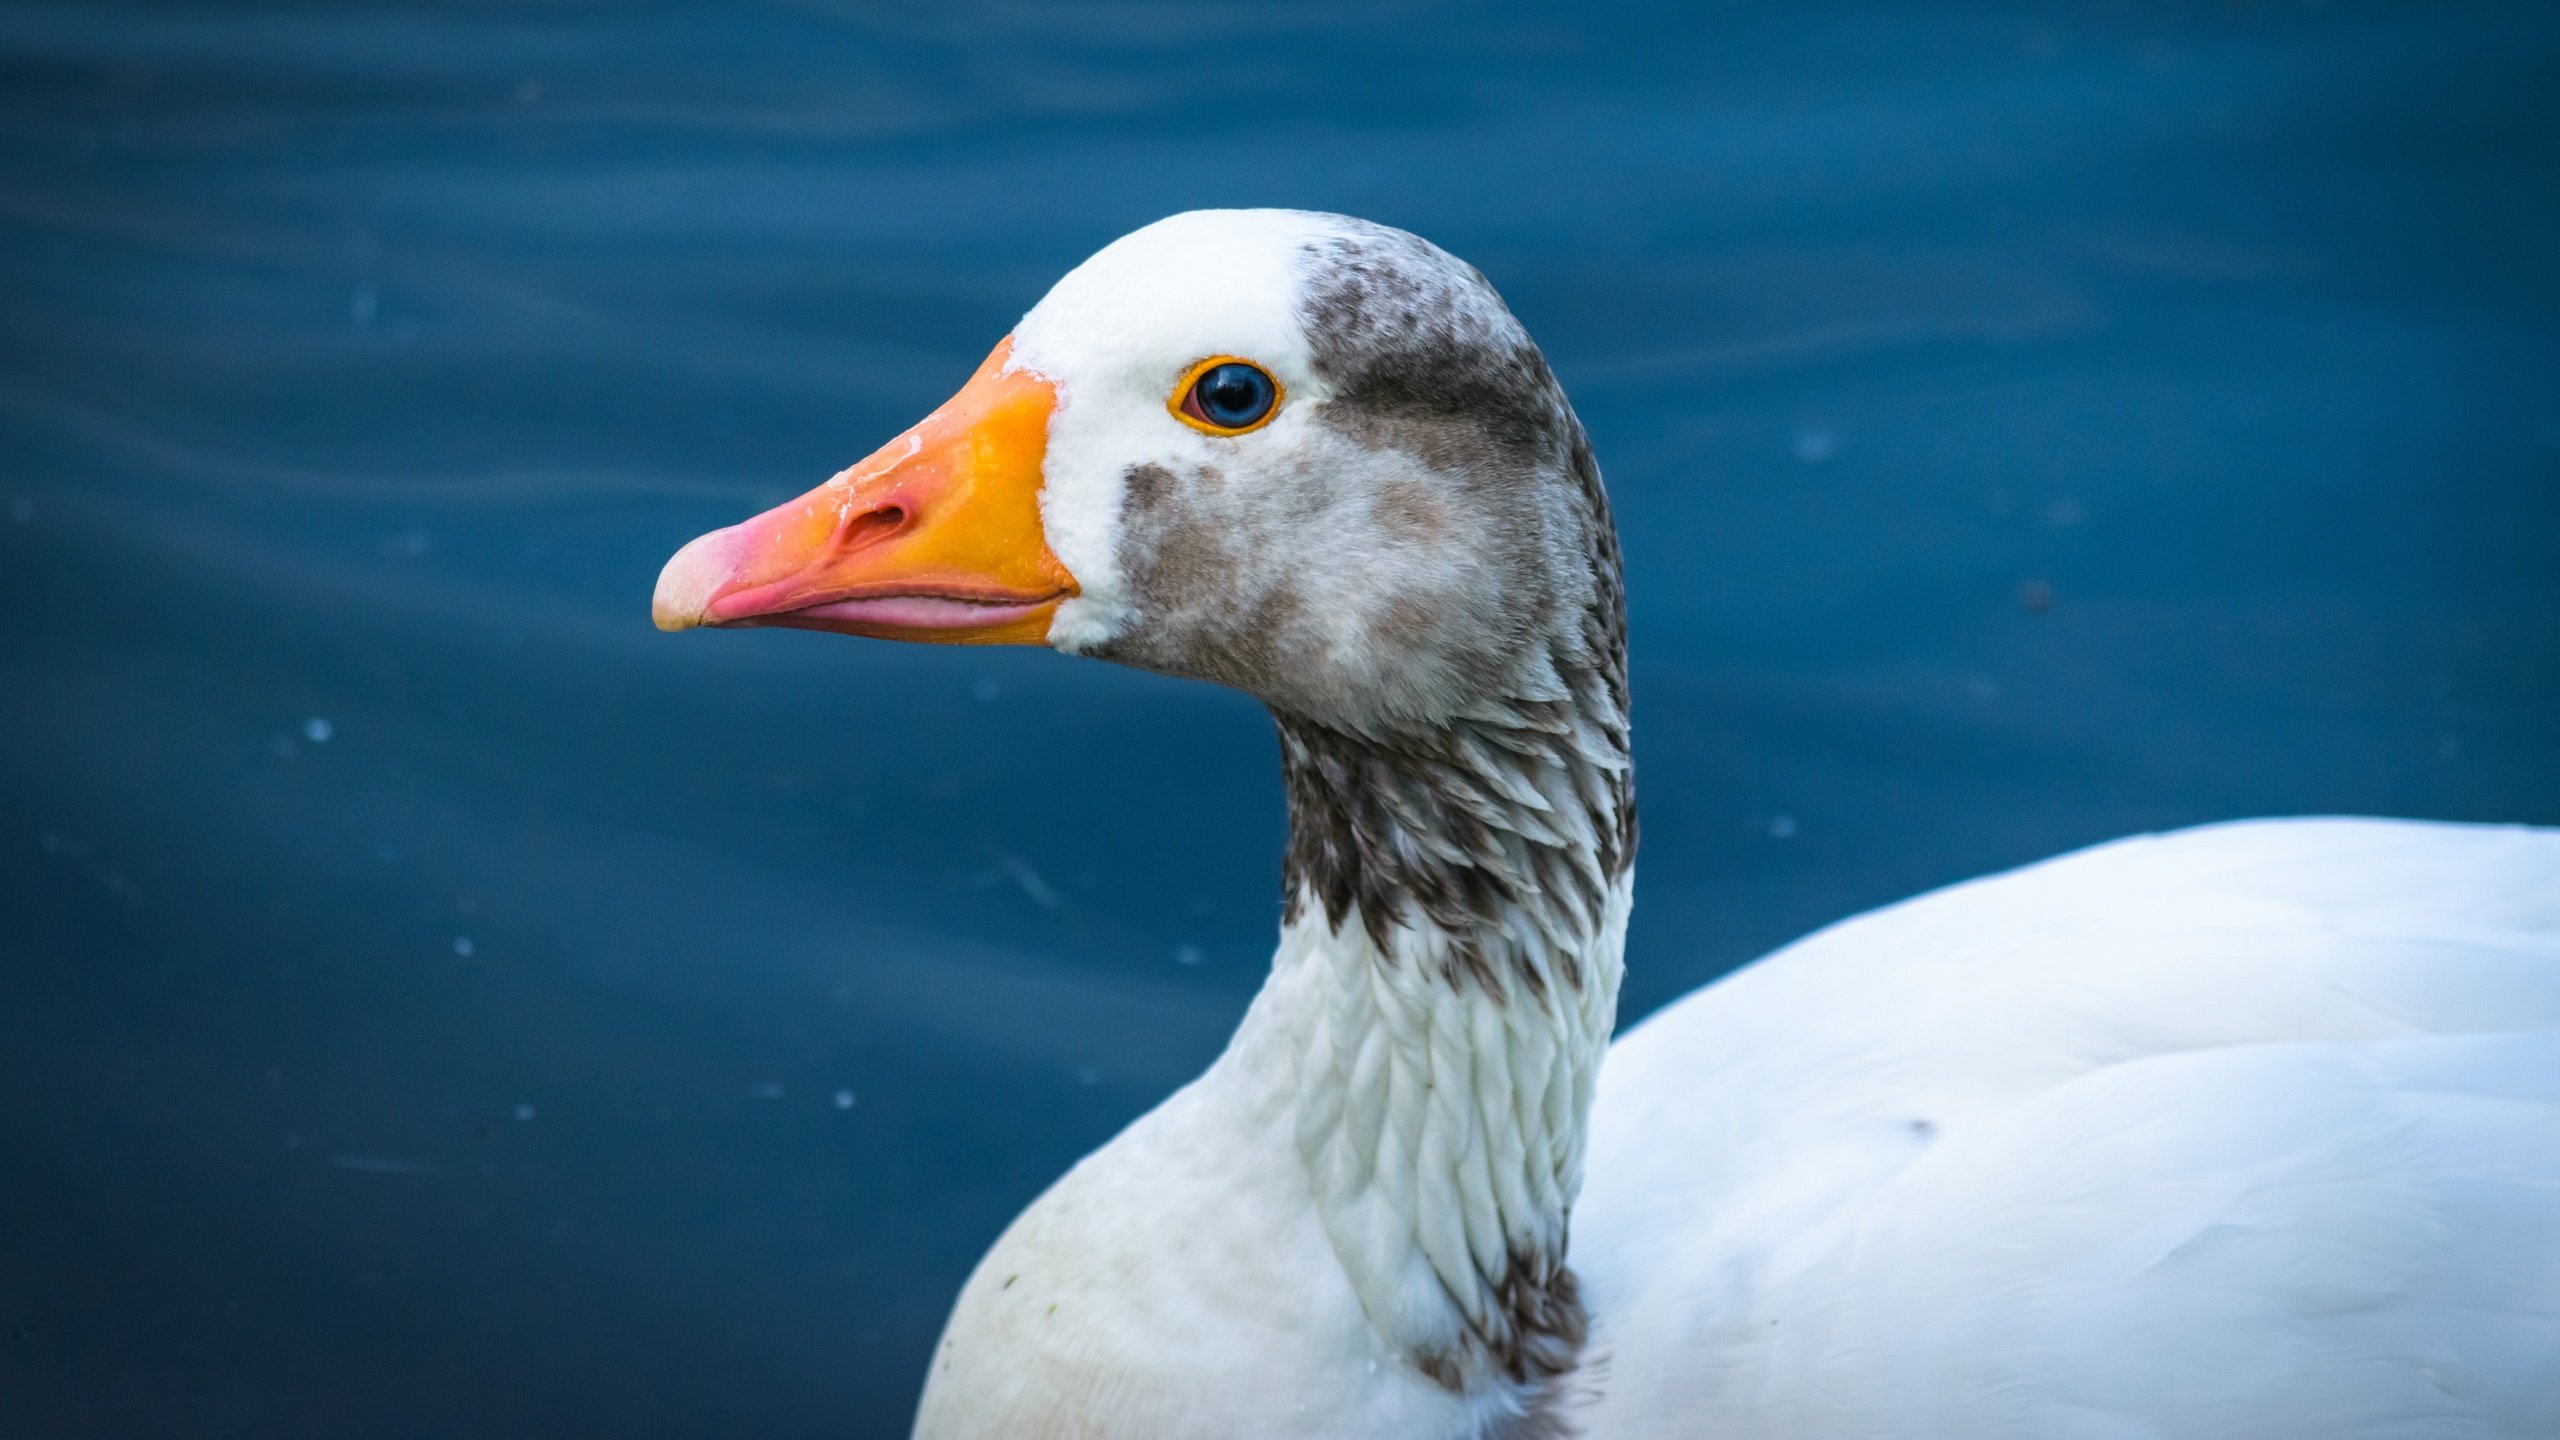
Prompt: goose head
<box><xmin>652</xmin><ymin>208</ymin><xmax>1623</xmax><ymax>737</ymax></box>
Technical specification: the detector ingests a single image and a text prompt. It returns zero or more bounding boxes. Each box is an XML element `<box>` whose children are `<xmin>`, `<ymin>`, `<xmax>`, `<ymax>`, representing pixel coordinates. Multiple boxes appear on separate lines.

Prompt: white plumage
<box><xmin>1579</xmin><ymin>818</ymin><xmax>2560</xmax><ymax>1437</ymax></box>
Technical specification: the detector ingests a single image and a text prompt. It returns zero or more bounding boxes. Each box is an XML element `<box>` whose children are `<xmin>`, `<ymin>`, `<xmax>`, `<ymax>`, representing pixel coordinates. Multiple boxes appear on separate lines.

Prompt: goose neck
<box><xmin>1242</xmin><ymin>695</ymin><xmax>1635</xmax><ymax>1406</ymax></box>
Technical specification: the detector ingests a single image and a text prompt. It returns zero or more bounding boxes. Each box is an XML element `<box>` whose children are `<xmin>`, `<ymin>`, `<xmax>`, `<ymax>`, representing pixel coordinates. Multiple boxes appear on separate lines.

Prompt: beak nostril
<box><xmin>835</xmin><ymin>503</ymin><xmax>908</xmax><ymax>552</ymax></box>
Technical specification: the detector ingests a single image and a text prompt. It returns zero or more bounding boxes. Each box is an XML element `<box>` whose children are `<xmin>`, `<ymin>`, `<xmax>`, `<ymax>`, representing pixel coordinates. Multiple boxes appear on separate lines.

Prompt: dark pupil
<box><xmin>1196</xmin><ymin>363</ymin><xmax>1274</xmax><ymax>427</ymax></box>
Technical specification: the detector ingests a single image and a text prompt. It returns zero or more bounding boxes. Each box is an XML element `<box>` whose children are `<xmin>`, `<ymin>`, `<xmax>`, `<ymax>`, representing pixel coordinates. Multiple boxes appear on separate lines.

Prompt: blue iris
<box><xmin>1193</xmin><ymin>362</ymin><xmax>1277</xmax><ymax>429</ymax></box>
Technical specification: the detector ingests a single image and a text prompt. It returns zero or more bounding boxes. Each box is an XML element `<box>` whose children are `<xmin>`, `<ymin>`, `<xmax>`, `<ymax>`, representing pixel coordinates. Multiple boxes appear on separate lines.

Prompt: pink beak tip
<box><xmin>652</xmin><ymin>527</ymin><xmax>740</xmax><ymax>632</ymax></box>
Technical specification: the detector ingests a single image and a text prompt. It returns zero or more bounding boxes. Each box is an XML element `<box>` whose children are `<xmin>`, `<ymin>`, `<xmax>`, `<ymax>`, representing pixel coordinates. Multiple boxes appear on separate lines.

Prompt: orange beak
<box><xmin>651</xmin><ymin>338</ymin><xmax>1075</xmax><ymax>646</ymax></box>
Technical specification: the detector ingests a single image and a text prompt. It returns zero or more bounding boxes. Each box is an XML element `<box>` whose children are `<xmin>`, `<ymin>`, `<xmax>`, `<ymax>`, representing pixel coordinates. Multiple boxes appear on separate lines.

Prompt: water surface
<box><xmin>3</xmin><ymin>3</ymin><xmax>2557</xmax><ymax>1434</ymax></box>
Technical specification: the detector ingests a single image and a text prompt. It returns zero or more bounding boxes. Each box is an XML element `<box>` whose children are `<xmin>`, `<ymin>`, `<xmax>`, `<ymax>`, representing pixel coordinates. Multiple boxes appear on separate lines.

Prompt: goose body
<box><xmin>652</xmin><ymin>210</ymin><xmax>2560</xmax><ymax>1437</ymax></box>
<box><xmin>1578</xmin><ymin>816</ymin><xmax>2560</xmax><ymax>1438</ymax></box>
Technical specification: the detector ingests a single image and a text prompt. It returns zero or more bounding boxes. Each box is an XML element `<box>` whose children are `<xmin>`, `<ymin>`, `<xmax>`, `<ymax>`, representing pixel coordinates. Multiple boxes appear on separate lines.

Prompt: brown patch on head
<box><xmin>1370</xmin><ymin>593</ymin><xmax>1440</xmax><ymax>652</ymax></box>
<box><xmin>1122</xmin><ymin>460</ymin><xmax>1174</xmax><ymax>510</ymax></box>
<box><xmin>1247</xmin><ymin>577</ymin><xmax>1306</xmax><ymax>640</ymax></box>
<box><xmin>1373</xmin><ymin>479</ymin><xmax>1448</xmax><ymax>544</ymax></box>
<box><xmin>1111</xmin><ymin>460</ymin><xmax>1230</xmax><ymax>615</ymax></box>
<box><xmin>1298</xmin><ymin>222</ymin><xmax>1575</xmax><ymax>487</ymax></box>
<box><xmin>1145</xmin><ymin>508</ymin><xmax>1230</xmax><ymax>609</ymax></box>
<box><xmin>1203</xmin><ymin>577</ymin><xmax>1306</xmax><ymax>700</ymax></box>
<box><xmin>1099</xmin><ymin>458</ymin><xmax>1326</xmax><ymax>707</ymax></box>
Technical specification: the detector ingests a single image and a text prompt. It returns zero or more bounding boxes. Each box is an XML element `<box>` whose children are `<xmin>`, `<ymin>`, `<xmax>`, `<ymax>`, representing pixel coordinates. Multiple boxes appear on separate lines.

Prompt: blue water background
<box><xmin>3</xmin><ymin>3</ymin><xmax>2556</xmax><ymax>1433</ymax></box>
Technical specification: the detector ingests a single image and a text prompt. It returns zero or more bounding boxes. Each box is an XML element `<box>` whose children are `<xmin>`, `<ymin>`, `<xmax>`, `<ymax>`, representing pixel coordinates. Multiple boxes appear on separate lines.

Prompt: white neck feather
<box><xmin>1272</xmin><ymin>883</ymin><xmax>1628</xmax><ymax>1401</ymax></box>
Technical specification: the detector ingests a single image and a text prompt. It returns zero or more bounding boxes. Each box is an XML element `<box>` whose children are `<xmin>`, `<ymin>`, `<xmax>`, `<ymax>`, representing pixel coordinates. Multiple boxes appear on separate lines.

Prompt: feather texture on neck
<box><xmin>1270</xmin><ymin>651</ymin><xmax>1634</xmax><ymax>1416</ymax></box>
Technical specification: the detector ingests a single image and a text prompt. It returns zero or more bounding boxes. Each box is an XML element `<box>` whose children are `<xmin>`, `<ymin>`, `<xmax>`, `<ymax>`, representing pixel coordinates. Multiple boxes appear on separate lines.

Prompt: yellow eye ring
<box><xmin>1168</xmin><ymin>356</ymin><xmax>1285</xmax><ymax>436</ymax></box>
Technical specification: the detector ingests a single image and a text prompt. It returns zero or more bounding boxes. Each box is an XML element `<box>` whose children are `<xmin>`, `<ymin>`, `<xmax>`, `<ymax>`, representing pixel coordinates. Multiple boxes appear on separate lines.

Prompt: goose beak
<box><xmin>651</xmin><ymin>338</ymin><xmax>1075</xmax><ymax>646</ymax></box>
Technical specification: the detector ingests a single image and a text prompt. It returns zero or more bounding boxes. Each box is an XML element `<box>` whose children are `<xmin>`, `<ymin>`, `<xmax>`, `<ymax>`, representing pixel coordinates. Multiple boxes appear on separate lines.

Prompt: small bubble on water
<box><xmin>1173</xmin><ymin>944</ymin><xmax>1203</xmax><ymax>966</ymax></box>
<box><xmin>833</xmin><ymin>1089</ymin><xmax>857</xmax><ymax>1110</ymax></box>
<box><xmin>511</xmin><ymin>1103</ymin><xmax>536</xmax><ymax>1122</ymax></box>
<box><xmin>303</xmin><ymin>717</ymin><xmax>334</xmax><ymax>744</ymax></box>
<box><xmin>1792</xmin><ymin>429</ymin><xmax>1839</xmax><ymax>464</ymax></box>
<box><xmin>452</xmin><ymin>936</ymin><xmax>475</xmax><ymax>957</ymax></box>
<box><xmin>1768</xmin><ymin>814</ymin><xmax>1799</xmax><ymax>840</ymax></box>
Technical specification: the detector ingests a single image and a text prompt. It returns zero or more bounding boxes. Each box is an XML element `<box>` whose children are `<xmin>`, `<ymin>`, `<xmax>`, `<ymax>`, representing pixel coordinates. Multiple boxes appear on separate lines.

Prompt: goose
<box><xmin>650</xmin><ymin>209</ymin><xmax>2560</xmax><ymax>1439</ymax></box>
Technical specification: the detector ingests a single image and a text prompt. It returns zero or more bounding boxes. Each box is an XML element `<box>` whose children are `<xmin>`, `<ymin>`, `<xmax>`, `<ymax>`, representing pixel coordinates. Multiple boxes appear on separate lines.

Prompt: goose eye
<box><xmin>1173</xmin><ymin>359</ymin><xmax>1282</xmax><ymax>435</ymax></box>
